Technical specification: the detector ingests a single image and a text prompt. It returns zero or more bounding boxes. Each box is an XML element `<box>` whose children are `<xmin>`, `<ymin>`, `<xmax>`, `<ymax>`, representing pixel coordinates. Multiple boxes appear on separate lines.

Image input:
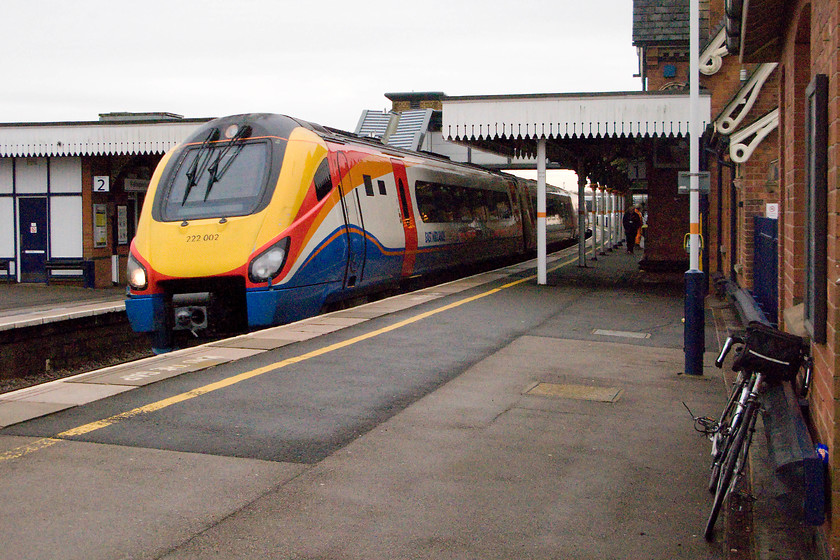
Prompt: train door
<box><xmin>336</xmin><ymin>152</ymin><xmax>366</xmax><ymax>288</ymax></box>
<box><xmin>18</xmin><ymin>197</ymin><xmax>47</xmax><ymax>283</ymax></box>
<box><xmin>390</xmin><ymin>159</ymin><xmax>417</xmax><ymax>277</ymax></box>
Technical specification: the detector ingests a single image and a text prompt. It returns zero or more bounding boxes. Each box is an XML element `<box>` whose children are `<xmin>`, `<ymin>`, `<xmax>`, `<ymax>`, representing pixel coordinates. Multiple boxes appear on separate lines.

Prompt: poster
<box><xmin>94</xmin><ymin>204</ymin><xmax>108</xmax><ymax>248</ymax></box>
<box><xmin>117</xmin><ymin>205</ymin><xmax>128</xmax><ymax>245</ymax></box>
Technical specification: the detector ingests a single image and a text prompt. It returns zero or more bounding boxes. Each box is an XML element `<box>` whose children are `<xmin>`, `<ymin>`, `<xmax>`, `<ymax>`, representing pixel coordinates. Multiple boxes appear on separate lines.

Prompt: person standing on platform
<box><xmin>635</xmin><ymin>204</ymin><xmax>645</xmax><ymax>248</ymax></box>
<box><xmin>622</xmin><ymin>204</ymin><xmax>642</xmax><ymax>254</ymax></box>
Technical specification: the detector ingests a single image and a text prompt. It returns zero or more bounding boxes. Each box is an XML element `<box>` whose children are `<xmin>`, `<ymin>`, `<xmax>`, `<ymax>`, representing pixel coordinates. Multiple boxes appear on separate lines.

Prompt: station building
<box><xmin>716</xmin><ymin>0</ymin><xmax>840</xmax><ymax>554</ymax></box>
<box><xmin>0</xmin><ymin>113</ymin><xmax>209</xmax><ymax>287</ymax></box>
<box><xmin>633</xmin><ymin>0</ymin><xmax>840</xmax><ymax>554</ymax></box>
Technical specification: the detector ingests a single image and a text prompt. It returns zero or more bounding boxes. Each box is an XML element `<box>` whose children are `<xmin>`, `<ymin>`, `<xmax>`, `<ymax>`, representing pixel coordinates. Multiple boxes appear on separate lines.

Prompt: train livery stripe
<box><xmin>390</xmin><ymin>159</ymin><xmax>417</xmax><ymax>277</ymax></box>
<box><xmin>298</xmin><ymin>226</ymin><xmax>403</xmax><ymax>272</ymax></box>
<box><xmin>0</xmin><ymin>255</ymin><xmax>579</xmax><ymax>464</ymax></box>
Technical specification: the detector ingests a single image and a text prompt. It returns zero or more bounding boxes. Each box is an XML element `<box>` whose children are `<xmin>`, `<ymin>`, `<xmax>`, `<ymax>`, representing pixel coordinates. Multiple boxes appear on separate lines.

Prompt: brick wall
<box><xmin>776</xmin><ymin>0</ymin><xmax>840</xmax><ymax>554</ymax></box>
<box><xmin>699</xmin><ymin>45</ymin><xmax>779</xmax><ymax>286</ymax></box>
<box><xmin>643</xmin><ymin>165</ymin><xmax>690</xmax><ymax>265</ymax></box>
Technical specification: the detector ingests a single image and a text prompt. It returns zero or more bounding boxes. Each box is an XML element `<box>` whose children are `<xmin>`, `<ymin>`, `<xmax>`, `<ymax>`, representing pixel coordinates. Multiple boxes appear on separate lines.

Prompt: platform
<box><xmin>0</xmin><ymin>246</ymin><xmax>793</xmax><ymax>559</ymax></box>
<box><xmin>0</xmin><ymin>283</ymin><xmax>125</xmax><ymax>331</ymax></box>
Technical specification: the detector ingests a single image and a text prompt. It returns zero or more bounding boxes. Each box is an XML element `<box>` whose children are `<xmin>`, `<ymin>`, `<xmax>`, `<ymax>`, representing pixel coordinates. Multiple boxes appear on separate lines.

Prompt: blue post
<box><xmin>684</xmin><ymin>269</ymin><xmax>705</xmax><ymax>375</ymax></box>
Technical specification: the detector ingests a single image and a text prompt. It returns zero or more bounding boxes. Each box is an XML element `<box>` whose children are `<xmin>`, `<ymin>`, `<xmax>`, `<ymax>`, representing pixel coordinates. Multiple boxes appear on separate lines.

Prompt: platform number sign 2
<box><xmin>93</xmin><ymin>175</ymin><xmax>110</xmax><ymax>193</ymax></box>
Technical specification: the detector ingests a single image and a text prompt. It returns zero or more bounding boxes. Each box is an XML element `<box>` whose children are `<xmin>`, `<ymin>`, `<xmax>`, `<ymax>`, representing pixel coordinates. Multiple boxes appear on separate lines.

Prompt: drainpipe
<box><xmin>713</xmin><ymin>149</ymin><xmax>736</xmax><ymax>279</ymax></box>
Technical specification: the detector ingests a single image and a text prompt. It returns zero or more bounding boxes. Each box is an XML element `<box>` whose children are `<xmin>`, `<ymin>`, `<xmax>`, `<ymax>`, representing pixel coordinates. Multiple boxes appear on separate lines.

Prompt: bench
<box><xmin>761</xmin><ymin>383</ymin><xmax>825</xmax><ymax>526</ymax></box>
<box><xmin>0</xmin><ymin>258</ymin><xmax>13</xmax><ymax>283</ymax></box>
<box><xmin>45</xmin><ymin>258</ymin><xmax>95</xmax><ymax>289</ymax></box>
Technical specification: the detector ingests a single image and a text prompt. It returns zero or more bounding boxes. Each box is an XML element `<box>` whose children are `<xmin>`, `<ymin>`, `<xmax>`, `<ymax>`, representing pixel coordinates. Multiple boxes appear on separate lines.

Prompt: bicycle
<box><xmin>702</xmin><ymin>321</ymin><xmax>809</xmax><ymax>541</ymax></box>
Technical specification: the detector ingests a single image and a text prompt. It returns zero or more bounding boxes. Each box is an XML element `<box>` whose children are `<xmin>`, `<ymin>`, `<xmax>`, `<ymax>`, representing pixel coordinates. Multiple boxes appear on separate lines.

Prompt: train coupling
<box><xmin>172</xmin><ymin>292</ymin><xmax>209</xmax><ymax>336</ymax></box>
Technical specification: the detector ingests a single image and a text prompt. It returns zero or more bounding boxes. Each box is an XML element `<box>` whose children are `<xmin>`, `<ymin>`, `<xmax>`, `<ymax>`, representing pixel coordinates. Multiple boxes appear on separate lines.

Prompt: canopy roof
<box><xmin>441</xmin><ymin>90</ymin><xmax>711</xmax><ymax>188</ymax></box>
<box><xmin>0</xmin><ymin>117</ymin><xmax>210</xmax><ymax>157</ymax></box>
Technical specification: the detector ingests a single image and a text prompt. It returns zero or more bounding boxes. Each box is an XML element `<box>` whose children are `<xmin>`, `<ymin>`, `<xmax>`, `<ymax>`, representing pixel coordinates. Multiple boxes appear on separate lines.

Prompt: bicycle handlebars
<box><xmin>715</xmin><ymin>335</ymin><xmax>743</xmax><ymax>368</ymax></box>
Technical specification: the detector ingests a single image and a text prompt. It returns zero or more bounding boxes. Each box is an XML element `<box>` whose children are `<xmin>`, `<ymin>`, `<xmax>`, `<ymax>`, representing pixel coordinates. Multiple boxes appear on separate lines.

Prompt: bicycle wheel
<box><xmin>704</xmin><ymin>401</ymin><xmax>758</xmax><ymax>541</ymax></box>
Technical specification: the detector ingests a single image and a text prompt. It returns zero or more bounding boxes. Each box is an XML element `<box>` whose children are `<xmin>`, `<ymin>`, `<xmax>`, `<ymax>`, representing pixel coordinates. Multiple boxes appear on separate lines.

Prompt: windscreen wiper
<box><xmin>203</xmin><ymin>125</ymin><xmax>252</xmax><ymax>201</ymax></box>
<box><xmin>181</xmin><ymin>129</ymin><xmax>220</xmax><ymax>205</ymax></box>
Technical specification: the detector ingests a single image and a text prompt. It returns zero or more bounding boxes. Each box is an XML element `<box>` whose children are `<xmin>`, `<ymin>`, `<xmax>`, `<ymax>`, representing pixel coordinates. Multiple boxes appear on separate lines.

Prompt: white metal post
<box><xmin>537</xmin><ymin>138</ymin><xmax>547</xmax><ymax>285</ymax></box>
<box><xmin>689</xmin><ymin>0</ymin><xmax>700</xmax><ymax>270</ymax></box>
<box><xmin>617</xmin><ymin>195</ymin><xmax>624</xmax><ymax>248</ymax></box>
<box><xmin>599</xmin><ymin>186</ymin><xmax>606</xmax><ymax>255</ymax></box>
<box><xmin>578</xmin><ymin>173</ymin><xmax>587</xmax><ymax>266</ymax></box>
<box><xmin>685</xmin><ymin>0</ymin><xmax>704</xmax><ymax>375</ymax></box>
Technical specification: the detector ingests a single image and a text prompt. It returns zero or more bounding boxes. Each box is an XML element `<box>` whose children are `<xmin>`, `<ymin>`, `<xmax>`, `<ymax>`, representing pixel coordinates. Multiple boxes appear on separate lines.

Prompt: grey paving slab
<box><xmin>304</xmin><ymin>317</ymin><xmax>368</xmax><ymax>327</ymax></box>
<box><xmin>0</xmin><ymin>381</ymin><xmax>132</xmax><ymax>405</ymax></box>
<box><xmin>70</xmin><ymin>348</ymin><xmax>262</xmax><ymax>387</ymax></box>
<box><xmin>254</xmin><ymin>328</ymin><xmax>321</xmax><ymax>341</ymax></box>
<box><xmin>327</xmin><ymin>309</ymin><xmax>390</xmax><ymax>319</ymax></box>
<box><xmin>285</xmin><ymin>323</ymin><xmax>343</xmax><ymax>334</ymax></box>
<box><xmin>0</xmin><ymin>401</ymin><xmax>72</xmax><ymax>427</ymax></box>
<box><xmin>0</xmin><ymin>439</ymin><xmax>307</xmax><ymax>560</ymax></box>
<box><xmin>209</xmin><ymin>336</ymin><xmax>296</xmax><ymax>350</ymax></box>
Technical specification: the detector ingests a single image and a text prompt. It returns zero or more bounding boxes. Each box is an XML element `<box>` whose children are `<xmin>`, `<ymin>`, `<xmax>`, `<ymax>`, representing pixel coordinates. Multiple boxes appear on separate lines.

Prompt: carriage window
<box><xmin>313</xmin><ymin>159</ymin><xmax>333</xmax><ymax>201</ymax></box>
<box><xmin>363</xmin><ymin>175</ymin><xmax>374</xmax><ymax>196</ymax></box>
<box><xmin>415</xmin><ymin>181</ymin><xmax>511</xmax><ymax>223</ymax></box>
<box><xmin>378</xmin><ymin>180</ymin><xmax>387</xmax><ymax>195</ymax></box>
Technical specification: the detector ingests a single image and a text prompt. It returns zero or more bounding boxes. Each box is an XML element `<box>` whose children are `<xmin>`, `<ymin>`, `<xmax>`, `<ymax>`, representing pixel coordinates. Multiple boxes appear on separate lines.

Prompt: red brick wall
<box><xmin>775</xmin><ymin>0</ymin><xmax>840</xmax><ymax>554</ymax></box>
<box><xmin>699</xmin><ymin>43</ymin><xmax>780</xmax><ymax>285</ymax></box>
<box><xmin>643</xmin><ymin>165</ymin><xmax>690</xmax><ymax>264</ymax></box>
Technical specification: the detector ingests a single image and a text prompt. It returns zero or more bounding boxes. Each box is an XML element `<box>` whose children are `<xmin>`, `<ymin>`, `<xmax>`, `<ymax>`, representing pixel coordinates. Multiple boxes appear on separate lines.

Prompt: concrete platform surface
<box><xmin>0</xmin><ymin>247</ymin><xmax>804</xmax><ymax>560</ymax></box>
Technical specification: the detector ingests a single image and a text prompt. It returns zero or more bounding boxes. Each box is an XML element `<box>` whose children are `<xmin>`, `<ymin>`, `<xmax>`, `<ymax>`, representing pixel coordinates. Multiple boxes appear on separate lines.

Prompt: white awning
<box><xmin>0</xmin><ymin>119</ymin><xmax>210</xmax><ymax>157</ymax></box>
<box><xmin>442</xmin><ymin>90</ymin><xmax>711</xmax><ymax>141</ymax></box>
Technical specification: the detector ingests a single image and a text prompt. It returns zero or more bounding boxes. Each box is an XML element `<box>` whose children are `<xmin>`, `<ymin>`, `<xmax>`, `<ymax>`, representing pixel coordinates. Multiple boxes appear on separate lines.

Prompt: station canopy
<box><xmin>0</xmin><ymin>114</ymin><xmax>211</xmax><ymax>157</ymax></box>
<box><xmin>441</xmin><ymin>90</ymin><xmax>711</xmax><ymax>190</ymax></box>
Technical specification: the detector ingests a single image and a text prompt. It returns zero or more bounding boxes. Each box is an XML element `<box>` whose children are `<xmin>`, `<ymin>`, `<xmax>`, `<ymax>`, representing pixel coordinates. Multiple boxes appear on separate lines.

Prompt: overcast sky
<box><xmin>2</xmin><ymin>0</ymin><xmax>640</xmax><ymax>132</ymax></box>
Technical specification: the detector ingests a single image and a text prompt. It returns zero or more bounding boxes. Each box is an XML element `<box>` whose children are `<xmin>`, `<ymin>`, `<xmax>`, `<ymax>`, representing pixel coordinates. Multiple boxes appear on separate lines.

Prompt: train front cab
<box><xmin>125</xmin><ymin>116</ymin><xmax>348</xmax><ymax>351</ymax></box>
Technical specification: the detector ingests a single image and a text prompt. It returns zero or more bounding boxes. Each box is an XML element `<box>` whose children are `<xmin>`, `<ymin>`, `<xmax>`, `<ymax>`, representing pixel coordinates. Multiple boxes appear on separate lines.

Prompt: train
<box><xmin>125</xmin><ymin>113</ymin><xmax>579</xmax><ymax>352</ymax></box>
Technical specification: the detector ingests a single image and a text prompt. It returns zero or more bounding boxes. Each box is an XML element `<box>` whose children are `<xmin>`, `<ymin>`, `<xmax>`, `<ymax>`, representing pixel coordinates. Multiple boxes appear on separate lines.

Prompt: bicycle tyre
<box><xmin>704</xmin><ymin>402</ymin><xmax>758</xmax><ymax>541</ymax></box>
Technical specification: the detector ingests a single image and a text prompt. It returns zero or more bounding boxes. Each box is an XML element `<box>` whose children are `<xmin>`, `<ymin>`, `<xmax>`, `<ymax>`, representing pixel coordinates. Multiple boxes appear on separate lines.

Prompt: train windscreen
<box><xmin>159</xmin><ymin>140</ymin><xmax>271</xmax><ymax>221</ymax></box>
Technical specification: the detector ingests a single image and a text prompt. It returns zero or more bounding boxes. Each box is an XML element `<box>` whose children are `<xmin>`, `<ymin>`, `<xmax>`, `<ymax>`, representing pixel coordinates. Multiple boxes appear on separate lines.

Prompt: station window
<box><xmin>804</xmin><ymin>74</ymin><xmax>828</xmax><ymax>343</ymax></box>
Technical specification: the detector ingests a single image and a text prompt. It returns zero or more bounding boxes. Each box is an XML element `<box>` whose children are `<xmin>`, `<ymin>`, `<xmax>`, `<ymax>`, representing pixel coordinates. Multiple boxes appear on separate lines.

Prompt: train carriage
<box><xmin>125</xmin><ymin>113</ymin><xmax>577</xmax><ymax>352</ymax></box>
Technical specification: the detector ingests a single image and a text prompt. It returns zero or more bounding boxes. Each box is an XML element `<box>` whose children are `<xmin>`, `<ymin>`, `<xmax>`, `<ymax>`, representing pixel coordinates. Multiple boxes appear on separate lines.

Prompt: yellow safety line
<box><xmin>0</xmin><ymin>256</ymin><xmax>577</xmax><ymax>463</ymax></box>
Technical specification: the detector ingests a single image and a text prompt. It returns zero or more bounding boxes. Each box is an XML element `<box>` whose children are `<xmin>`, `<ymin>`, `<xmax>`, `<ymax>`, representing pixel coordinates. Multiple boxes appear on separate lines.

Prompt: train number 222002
<box><xmin>186</xmin><ymin>234</ymin><xmax>220</xmax><ymax>242</ymax></box>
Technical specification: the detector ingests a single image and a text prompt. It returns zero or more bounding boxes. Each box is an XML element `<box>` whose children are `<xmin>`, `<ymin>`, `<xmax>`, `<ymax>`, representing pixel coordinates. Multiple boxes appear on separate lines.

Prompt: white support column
<box><xmin>577</xmin><ymin>174</ymin><xmax>587</xmax><ymax>266</ymax></box>
<box><xmin>621</xmin><ymin>196</ymin><xmax>626</xmax><ymax>245</ymax></box>
<box><xmin>689</xmin><ymin>0</ymin><xmax>700</xmax><ymax>270</ymax></box>
<box><xmin>599</xmin><ymin>187</ymin><xmax>606</xmax><ymax>255</ymax></box>
<box><xmin>537</xmin><ymin>138</ymin><xmax>547</xmax><ymax>285</ymax></box>
<box><xmin>684</xmin><ymin>0</ymin><xmax>704</xmax><ymax>376</ymax></box>
<box><xmin>590</xmin><ymin>186</ymin><xmax>596</xmax><ymax>245</ymax></box>
<box><xmin>615</xmin><ymin>194</ymin><xmax>622</xmax><ymax>248</ymax></box>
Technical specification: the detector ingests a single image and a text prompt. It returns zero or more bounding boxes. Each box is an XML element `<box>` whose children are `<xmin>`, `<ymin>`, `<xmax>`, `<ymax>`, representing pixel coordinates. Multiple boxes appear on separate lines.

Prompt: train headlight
<box><xmin>127</xmin><ymin>253</ymin><xmax>148</xmax><ymax>291</ymax></box>
<box><xmin>249</xmin><ymin>237</ymin><xmax>290</xmax><ymax>283</ymax></box>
